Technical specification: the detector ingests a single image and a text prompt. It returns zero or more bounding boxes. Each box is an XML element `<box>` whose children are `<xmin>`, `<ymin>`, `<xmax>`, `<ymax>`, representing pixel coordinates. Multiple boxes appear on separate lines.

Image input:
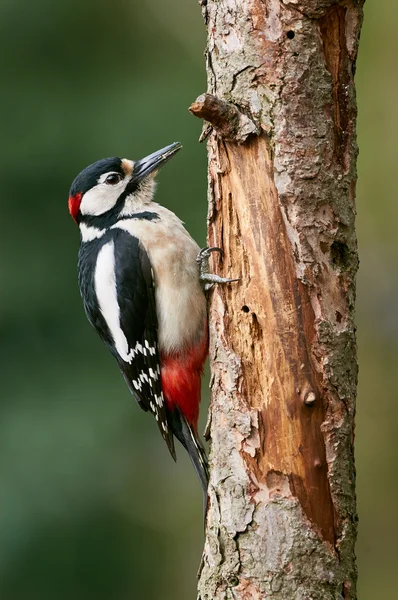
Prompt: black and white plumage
<box><xmin>77</xmin><ymin>227</ymin><xmax>175</xmax><ymax>456</ymax></box>
<box><xmin>68</xmin><ymin>143</ymin><xmax>212</xmax><ymax>497</ymax></box>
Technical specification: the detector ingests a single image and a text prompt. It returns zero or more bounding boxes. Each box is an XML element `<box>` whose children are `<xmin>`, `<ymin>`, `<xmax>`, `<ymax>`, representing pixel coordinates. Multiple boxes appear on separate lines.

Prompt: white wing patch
<box><xmin>94</xmin><ymin>241</ymin><xmax>131</xmax><ymax>362</ymax></box>
<box><xmin>94</xmin><ymin>241</ymin><xmax>159</xmax><ymax>367</ymax></box>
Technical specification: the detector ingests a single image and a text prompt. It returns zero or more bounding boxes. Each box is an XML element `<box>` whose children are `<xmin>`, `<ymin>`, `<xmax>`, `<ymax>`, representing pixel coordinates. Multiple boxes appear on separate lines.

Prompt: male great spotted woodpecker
<box><xmin>68</xmin><ymin>142</ymin><xmax>235</xmax><ymax>499</ymax></box>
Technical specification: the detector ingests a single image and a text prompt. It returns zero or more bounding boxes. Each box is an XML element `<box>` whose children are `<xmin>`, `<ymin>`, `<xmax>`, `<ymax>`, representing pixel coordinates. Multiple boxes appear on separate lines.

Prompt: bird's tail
<box><xmin>168</xmin><ymin>408</ymin><xmax>209</xmax><ymax>509</ymax></box>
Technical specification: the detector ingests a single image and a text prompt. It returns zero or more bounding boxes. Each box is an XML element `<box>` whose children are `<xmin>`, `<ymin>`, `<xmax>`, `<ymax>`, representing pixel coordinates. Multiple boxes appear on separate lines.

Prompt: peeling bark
<box><xmin>192</xmin><ymin>1</ymin><xmax>364</xmax><ymax>598</ymax></box>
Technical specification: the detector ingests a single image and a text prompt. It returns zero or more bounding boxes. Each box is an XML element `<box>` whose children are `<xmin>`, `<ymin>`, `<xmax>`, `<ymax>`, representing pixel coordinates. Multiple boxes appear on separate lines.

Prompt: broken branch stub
<box><xmin>189</xmin><ymin>93</ymin><xmax>258</xmax><ymax>144</ymax></box>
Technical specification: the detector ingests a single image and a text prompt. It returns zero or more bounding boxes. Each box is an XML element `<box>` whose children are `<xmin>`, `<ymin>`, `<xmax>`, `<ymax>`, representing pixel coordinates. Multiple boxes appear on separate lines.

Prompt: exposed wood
<box><xmin>192</xmin><ymin>1</ymin><xmax>364</xmax><ymax>598</ymax></box>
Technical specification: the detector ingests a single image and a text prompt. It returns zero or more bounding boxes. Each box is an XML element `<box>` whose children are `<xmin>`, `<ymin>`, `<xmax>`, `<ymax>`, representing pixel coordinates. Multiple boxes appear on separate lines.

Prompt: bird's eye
<box><xmin>105</xmin><ymin>173</ymin><xmax>122</xmax><ymax>185</ymax></box>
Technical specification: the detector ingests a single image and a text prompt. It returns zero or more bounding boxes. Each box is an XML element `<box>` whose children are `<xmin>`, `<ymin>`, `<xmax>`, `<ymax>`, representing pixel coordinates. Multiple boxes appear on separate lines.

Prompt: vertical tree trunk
<box><xmin>190</xmin><ymin>1</ymin><xmax>364</xmax><ymax>598</ymax></box>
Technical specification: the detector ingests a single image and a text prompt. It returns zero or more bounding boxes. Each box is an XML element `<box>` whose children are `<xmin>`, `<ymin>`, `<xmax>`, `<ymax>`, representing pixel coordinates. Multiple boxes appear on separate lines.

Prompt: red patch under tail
<box><xmin>160</xmin><ymin>329</ymin><xmax>208</xmax><ymax>432</ymax></box>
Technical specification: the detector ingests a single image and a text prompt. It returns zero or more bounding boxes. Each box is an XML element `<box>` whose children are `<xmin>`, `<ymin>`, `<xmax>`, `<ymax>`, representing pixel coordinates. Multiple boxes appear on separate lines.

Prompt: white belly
<box><xmin>112</xmin><ymin>206</ymin><xmax>207</xmax><ymax>354</ymax></box>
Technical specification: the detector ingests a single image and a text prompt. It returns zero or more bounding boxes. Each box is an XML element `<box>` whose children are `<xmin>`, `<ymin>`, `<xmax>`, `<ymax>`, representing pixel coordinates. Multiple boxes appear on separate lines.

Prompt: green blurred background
<box><xmin>0</xmin><ymin>1</ymin><xmax>395</xmax><ymax>598</ymax></box>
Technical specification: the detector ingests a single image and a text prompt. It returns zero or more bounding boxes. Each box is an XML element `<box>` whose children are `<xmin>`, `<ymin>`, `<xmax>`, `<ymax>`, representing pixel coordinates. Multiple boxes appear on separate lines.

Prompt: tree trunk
<box><xmin>190</xmin><ymin>1</ymin><xmax>364</xmax><ymax>598</ymax></box>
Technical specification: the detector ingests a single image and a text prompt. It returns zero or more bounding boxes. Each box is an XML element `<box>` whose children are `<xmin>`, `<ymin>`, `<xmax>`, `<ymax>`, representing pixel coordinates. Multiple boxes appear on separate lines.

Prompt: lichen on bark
<box><xmin>193</xmin><ymin>1</ymin><xmax>364</xmax><ymax>599</ymax></box>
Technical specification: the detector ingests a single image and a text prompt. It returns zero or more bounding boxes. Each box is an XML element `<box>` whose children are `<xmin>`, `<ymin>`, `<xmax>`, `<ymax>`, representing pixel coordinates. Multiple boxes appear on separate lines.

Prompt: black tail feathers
<box><xmin>168</xmin><ymin>408</ymin><xmax>209</xmax><ymax>506</ymax></box>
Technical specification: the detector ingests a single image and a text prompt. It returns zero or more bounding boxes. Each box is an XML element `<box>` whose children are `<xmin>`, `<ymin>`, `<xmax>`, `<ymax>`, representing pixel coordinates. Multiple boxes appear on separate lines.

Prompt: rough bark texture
<box><xmin>193</xmin><ymin>1</ymin><xmax>364</xmax><ymax>599</ymax></box>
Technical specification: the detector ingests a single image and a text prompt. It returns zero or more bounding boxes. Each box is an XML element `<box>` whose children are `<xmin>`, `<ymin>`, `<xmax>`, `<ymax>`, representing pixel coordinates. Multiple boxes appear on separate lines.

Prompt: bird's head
<box><xmin>68</xmin><ymin>142</ymin><xmax>182</xmax><ymax>226</ymax></box>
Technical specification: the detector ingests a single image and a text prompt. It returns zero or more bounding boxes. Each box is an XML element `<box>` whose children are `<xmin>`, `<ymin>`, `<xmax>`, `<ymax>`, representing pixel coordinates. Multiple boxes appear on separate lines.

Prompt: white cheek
<box><xmin>80</xmin><ymin>181</ymin><xmax>127</xmax><ymax>216</ymax></box>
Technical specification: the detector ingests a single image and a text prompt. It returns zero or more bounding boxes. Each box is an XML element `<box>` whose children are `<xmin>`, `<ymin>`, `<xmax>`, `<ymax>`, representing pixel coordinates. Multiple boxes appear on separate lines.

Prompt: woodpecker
<box><xmin>68</xmin><ymin>142</ymin><xmax>234</xmax><ymax>498</ymax></box>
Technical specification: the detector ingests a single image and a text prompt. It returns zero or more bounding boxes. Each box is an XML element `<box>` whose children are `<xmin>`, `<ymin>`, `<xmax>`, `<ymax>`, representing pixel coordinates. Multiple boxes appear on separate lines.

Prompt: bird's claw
<box><xmin>196</xmin><ymin>246</ymin><xmax>223</xmax><ymax>264</ymax></box>
<box><xmin>197</xmin><ymin>246</ymin><xmax>239</xmax><ymax>291</ymax></box>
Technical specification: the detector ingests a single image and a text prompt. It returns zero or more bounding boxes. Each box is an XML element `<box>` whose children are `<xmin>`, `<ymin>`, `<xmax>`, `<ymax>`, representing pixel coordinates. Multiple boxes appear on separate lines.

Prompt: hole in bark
<box><xmin>320</xmin><ymin>241</ymin><xmax>329</xmax><ymax>254</ymax></box>
<box><xmin>286</xmin><ymin>30</ymin><xmax>295</xmax><ymax>39</ymax></box>
<box><xmin>336</xmin><ymin>311</ymin><xmax>342</xmax><ymax>323</ymax></box>
<box><xmin>330</xmin><ymin>241</ymin><xmax>350</xmax><ymax>270</ymax></box>
<box><xmin>242</xmin><ymin>305</ymin><xmax>250</xmax><ymax>313</ymax></box>
<box><xmin>227</xmin><ymin>575</ymin><xmax>239</xmax><ymax>587</ymax></box>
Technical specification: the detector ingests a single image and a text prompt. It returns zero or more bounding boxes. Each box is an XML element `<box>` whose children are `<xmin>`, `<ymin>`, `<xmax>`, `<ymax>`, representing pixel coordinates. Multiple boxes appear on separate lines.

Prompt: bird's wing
<box><xmin>112</xmin><ymin>229</ymin><xmax>176</xmax><ymax>459</ymax></box>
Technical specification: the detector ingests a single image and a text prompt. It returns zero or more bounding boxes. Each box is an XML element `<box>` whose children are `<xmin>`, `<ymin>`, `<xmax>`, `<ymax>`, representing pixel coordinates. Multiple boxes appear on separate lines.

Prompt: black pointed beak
<box><xmin>131</xmin><ymin>142</ymin><xmax>182</xmax><ymax>183</ymax></box>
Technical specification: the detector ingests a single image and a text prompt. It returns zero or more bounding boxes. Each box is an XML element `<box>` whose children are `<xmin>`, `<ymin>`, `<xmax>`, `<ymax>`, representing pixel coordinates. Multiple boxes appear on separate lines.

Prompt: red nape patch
<box><xmin>68</xmin><ymin>192</ymin><xmax>82</xmax><ymax>223</ymax></box>
<box><xmin>161</xmin><ymin>332</ymin><xmax>208</xmax><ymax>431</ymax></box>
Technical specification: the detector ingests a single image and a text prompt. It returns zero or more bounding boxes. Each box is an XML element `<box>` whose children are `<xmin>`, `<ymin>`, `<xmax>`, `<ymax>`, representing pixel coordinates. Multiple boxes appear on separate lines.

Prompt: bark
<box><xmin>190</xmin><ymin>1</ymin><xmax>364</xmax><ymax>598</ymax></box>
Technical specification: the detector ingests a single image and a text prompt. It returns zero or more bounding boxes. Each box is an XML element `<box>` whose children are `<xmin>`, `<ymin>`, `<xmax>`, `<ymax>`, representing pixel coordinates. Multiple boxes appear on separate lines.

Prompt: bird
<box><xmin>68</xmin><ymin>142</ymin><xmax>236</xmax><ymax>500</ymax></box>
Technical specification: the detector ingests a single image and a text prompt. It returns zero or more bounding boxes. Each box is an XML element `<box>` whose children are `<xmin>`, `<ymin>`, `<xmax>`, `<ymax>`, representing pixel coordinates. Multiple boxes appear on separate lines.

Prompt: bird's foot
<box><xmin>197</xmin><ymin>247</ymin><xmax>239</xmax><ymax>291</ymax></box>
